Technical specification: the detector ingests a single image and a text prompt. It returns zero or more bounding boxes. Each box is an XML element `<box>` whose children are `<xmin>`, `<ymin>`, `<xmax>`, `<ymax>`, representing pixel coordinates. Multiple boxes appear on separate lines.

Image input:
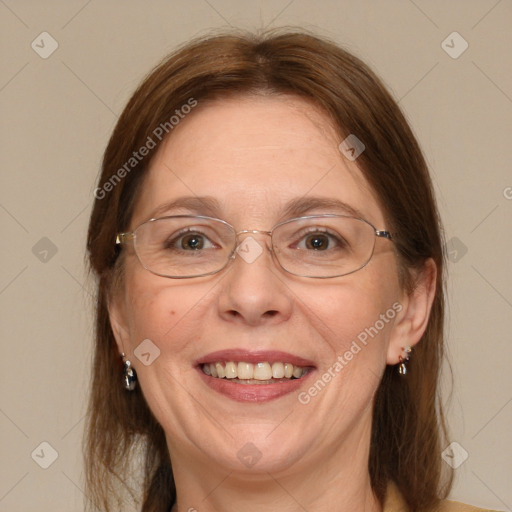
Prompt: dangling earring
<box><xmin>122</xmin><ymin>353</ymin><xmax>137</xmax><ymax>390</ymax></box>
<box><xmin>398</xmin><ymin>346</ymin><xmax>412</xmax><ymax>376</ymax></box>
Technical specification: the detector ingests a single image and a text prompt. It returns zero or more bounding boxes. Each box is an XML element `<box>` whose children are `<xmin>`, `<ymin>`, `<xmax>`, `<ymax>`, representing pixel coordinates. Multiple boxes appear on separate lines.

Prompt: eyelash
<box><xmin>291</xmin><ymin>228</ymin><xmax>346</xmax><ymax>249</ymax></box>
<box><xmin>164</xmin><ymin>228</ymin><xmax>218</xmax><ymax>251</ymax></box>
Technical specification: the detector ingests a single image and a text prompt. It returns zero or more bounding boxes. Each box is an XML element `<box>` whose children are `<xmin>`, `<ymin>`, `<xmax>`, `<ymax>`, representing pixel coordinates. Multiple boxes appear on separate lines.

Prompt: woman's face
<box><xmin>111</xmin><ymin>94</ymin><xmax>410</xmax><ymax>476</ymax></box>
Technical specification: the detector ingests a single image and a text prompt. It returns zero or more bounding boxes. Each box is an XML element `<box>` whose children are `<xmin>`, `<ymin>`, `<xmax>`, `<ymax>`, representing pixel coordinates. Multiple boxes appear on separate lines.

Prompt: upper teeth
<box><xmin>202</xmin><ymin>361</ymin><xmax>306</xmax><ymax>380</ymax></box>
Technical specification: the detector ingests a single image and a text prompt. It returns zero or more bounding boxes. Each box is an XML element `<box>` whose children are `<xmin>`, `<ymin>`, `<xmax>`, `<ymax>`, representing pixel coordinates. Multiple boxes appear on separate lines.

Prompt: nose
<box><xmin>216</xmin><ymin>233</ymin><xmax>293</xmax><ymax>326</ymax></box>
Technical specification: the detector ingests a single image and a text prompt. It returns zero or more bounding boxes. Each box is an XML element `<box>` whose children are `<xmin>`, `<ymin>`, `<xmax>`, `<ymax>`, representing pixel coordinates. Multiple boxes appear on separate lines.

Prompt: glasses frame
<box><xmin>116</xmin><ymin>214</ymin><xmax>393</xmax><ymax>279</ymax></box>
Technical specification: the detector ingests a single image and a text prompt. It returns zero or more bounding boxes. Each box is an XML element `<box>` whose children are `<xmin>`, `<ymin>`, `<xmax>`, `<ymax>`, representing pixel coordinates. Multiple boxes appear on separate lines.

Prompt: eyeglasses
<box><xmin>115</xmin><ymin>214</ymin><xmax>393</xmax><ymax>279</ymax></box>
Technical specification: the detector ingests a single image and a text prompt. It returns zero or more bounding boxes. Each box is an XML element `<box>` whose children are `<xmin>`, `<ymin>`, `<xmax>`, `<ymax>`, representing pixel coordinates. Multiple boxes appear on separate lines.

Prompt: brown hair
<box><xmin>85</xmin><ymin>29</ymin><xmax>452</xmax><ymax>512</ymax></box>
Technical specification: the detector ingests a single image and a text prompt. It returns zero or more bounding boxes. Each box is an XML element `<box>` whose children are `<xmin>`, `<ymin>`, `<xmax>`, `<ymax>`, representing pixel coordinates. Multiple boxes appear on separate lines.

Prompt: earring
<box><xmin>398</xmin><ymin>346</ymin><xmax>412</xmax><ymax>376</ymax></box>
<box><xmin>122</xmin><ymin>353</ymin><xmax>137</xmax><ymax>390</ymax></box>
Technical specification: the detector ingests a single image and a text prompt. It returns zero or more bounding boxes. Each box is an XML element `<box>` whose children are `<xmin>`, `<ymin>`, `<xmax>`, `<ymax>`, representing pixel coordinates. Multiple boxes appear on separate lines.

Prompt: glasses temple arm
<box><xmin>375</xmin><ymin>230</ymin><xmax>393</xmax><ymax>240</ymax></box>
<box><xmin>116</xmin><ymin>233</ymin><xmax>134</xmax><ymax>245</ymax></box>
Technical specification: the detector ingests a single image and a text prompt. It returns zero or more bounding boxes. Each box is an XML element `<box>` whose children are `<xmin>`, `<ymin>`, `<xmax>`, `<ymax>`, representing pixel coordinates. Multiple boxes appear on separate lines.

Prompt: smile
<box><xmin>201</xmin><ymin>361</ymin><xmax>309</xmax><ymax>382</ymax></box>
<box><xmin>196</xmin><ymin>350</ymin><xmax>316</xmax><ymax>402</ymax></box>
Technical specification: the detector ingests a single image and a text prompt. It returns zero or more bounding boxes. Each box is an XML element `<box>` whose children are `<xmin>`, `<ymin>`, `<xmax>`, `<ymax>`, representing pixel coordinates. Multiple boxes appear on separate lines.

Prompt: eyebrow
<box><xmin>280</xmin><ymin>196</ymin><xmax>365</xmax><ymax>220</ymax></box>
<box><xmin>148</xmin><ymin>196</ymin><xmax>222</xmax><ymax>219</ymax></box>
<box><xmin>148</xmin><ymin>195</ymin><xmax>365</xmax><ymax>221</ymax></box>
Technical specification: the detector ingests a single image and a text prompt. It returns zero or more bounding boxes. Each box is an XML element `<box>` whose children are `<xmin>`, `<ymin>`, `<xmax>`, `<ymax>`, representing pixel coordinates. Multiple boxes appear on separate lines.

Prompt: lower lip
<box><xmin>196</xmin><ymin>367</ymin><xmax>315</xmax><ymax>403</ymax></box>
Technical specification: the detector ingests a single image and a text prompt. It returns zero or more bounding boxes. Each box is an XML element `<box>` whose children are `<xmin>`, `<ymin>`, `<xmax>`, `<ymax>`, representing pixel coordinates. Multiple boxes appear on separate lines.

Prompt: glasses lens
<box><xmin>272</xmin><ymin>216</ymin><xmax>375</xmax><ymax>278</ymax></box>
<box><xmin>134</xmin><ymin>216</ymin><xmax>236</xmax><ymax>278</ymax></box>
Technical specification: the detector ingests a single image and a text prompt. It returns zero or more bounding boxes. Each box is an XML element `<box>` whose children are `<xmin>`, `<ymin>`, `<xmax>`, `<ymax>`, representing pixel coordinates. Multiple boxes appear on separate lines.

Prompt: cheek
<box><xmin>294</xmin><ymin>272</ymin><xmax>401</xmax><ymax>418</ymax></box>
<box><xmin>122</xmin><ymin>269</ymin><xmax>209</xmax><ymax>358</ymax></box>
<box><xmin>297</xmin><ymin>267</ymin><xmax>401</xmax><ymax>363</ymax></box>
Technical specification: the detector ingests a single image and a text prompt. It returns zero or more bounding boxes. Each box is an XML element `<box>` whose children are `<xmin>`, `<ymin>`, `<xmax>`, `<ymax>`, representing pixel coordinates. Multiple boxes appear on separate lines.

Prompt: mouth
<box><xmin>195</xmin><ymin>350</ymin><xmax>316</xmax><ymax>402</ymax></box>
<box><xmin>201</xmin><ymin>361</ymin><xmax>310</xmax><ymax>383</ymax></box>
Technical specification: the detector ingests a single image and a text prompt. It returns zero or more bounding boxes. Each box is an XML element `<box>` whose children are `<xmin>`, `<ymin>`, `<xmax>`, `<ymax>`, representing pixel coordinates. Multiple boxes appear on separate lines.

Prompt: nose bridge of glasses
<box><xmin>230</xmin><ymin>229</ymin><xmax>274</xmax><ymax>261</ymax></box>
<box><xmin>235</xmin><ymin>229</ymin><xmax>272</xmax><ymax>238</ymax></box>
<box><xmin>235</xmin><ymin>229</ymin><xmax>273</xmax><ymax>249</ymax></box>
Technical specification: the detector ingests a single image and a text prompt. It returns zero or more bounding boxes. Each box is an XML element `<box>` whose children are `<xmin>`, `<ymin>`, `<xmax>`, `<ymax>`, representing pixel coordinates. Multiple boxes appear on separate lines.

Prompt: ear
<box><xmin>386</xmin><ymin>258</ymin><xmax>437</xmax><ymax>365</ymax></box>
<box><xmin>108</xmin><ymin>293</ymin><xmax>131</xmax><ymax>357</ymax></box>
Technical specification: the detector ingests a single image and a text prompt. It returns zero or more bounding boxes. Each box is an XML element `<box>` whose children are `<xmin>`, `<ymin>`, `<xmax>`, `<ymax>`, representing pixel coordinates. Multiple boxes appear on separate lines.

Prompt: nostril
<box><xmin>264</xmin><ymin>310</ymin><xmax>279</xmax><ymax>317</ymax></box>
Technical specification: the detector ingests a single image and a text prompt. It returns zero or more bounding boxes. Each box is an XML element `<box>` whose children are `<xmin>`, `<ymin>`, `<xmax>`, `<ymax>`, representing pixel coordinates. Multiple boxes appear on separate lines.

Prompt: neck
<box><xmin>168</xmin><ymin>420</ymin><xmax>382</xmax><ymax>512</ymax></box>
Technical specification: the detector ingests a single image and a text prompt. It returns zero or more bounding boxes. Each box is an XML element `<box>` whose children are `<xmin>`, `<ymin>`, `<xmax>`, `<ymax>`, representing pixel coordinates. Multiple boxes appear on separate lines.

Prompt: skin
<box><xmin>110</xmin><ymin>94</ymin><xmax>436</xmax><ymax>512</ymax></box>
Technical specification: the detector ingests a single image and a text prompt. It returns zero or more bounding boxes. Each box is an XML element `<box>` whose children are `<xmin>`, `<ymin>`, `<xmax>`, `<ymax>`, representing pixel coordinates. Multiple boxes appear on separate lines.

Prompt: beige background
<box><xmin>1</xmin><ymin>1</ymin><xmax>511</xmax><ymax>511</ymax></box>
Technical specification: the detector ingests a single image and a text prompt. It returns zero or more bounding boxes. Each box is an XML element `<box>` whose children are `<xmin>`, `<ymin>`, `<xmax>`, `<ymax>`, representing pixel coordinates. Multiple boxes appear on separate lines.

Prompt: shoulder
<box><xmin>383</xmin><ymin>482</ymin><xmax>501</xmax><ymax>512</ymax></box>
<box><xmin>435</xmin><ymin>499</ymin><xmax>500</xmax><ymax>512</ymax></box>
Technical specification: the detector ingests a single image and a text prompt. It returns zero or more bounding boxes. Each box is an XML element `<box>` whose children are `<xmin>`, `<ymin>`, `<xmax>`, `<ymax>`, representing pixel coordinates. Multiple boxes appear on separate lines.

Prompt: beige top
<box><xmin>384</xmin><ymin>483</ymin><xmax>500</xmax><ymax>512</ymax></box>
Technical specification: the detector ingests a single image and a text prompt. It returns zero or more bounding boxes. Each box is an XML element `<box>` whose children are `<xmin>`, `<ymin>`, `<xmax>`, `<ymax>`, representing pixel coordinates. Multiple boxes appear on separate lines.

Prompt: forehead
<box><xmin>131</xmin><ymin>94</ymin><xmax>385</xmax><ymax>228</ymax></box>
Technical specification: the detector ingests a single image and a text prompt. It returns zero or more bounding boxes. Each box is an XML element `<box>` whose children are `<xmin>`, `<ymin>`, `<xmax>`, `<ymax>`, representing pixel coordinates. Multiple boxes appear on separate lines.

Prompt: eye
<box><xmin>295</xmin><ymin>229</ymin><xmax>345</xmax><ymax>251</ymax></box>
<box><xmin>303</xmin><ymin>233</ymin><xmax>330</xmax><ymax>250</ymax></box>
<box><xmin>166</xmin><ymin>230</ymin><xmax>216</xmax><ymax>251</ymax></box>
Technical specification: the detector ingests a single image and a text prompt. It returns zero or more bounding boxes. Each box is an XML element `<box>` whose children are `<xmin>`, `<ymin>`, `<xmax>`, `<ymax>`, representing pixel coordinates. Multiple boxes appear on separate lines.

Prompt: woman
<box><xmin>85</xmin><ymin>31</ymin><xmax>498</xmax><ymax>512</ymax></box>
